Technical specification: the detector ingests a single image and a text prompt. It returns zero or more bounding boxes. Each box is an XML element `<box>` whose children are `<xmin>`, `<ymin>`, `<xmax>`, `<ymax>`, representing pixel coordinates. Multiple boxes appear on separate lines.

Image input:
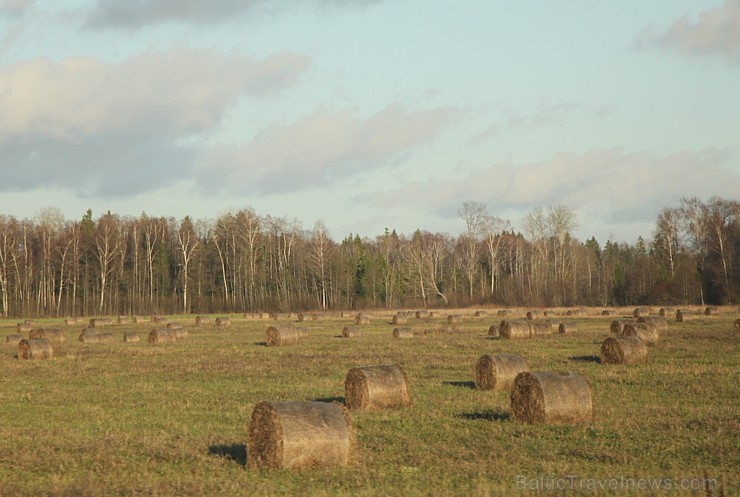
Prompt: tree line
<box><xmin>0</xmin><ymin>196</ymin><xmax>737</xmax><ymax>318</ymax></box>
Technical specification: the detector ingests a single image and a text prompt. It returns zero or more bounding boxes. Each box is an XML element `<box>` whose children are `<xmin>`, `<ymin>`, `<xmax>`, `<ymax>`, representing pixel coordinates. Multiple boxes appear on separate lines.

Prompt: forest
<box><xmin>0</xmin><ymin>196</ymin><xmax>737</xmax><ymax>318</ymax></box>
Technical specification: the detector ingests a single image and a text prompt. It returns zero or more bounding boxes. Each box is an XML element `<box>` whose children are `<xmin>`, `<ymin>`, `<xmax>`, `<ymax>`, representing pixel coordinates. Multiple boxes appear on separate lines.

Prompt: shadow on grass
<box><xmin>457</xmin><ymin>410</ymin><xmax>510</xmax><ymax>422</ymax></box>
<box><xmin>253</xmin><ymin>342</ymin><xmax>268</xmax><ymax>347</ymax></box>
<box><xmin>315</xmin><ymin>396</ymin><xmax>345</xmax><ymax>403</ymax></box>
<box><xmin>209</xmin><ymin>444</ymin><xmax>247</xmax><ymax>466</ymax></box>
<box><xmin>442</xmin><ymin>380</ymin><xmax>476</xmax><ymax>389</ymax></box>
<box><xmin>569</xmin><ymin>355</ymin><xmax>601</xmax><ymax>364</ymax></box>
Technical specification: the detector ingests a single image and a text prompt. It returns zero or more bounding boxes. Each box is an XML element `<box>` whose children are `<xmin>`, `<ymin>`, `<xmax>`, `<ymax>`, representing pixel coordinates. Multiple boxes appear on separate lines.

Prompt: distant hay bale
<box><xmin>247</xmin><ymin>401</ymin><xmax>355</xmax><ymax>470</ymax></box>
<box><xmin>89</xmin><ymin>318</ymin><xmax>114</xmax><ymax>328</ymax></box>
<box><xmin>558</xmin><ymin>322</ymin><xmax>577</xmax><ymax>334</ymax></box>
<box><xmin>658</xmin><ymin>308</ymin><xmax>674</xmax><ymax>317</ymax></box>
<box><xmin>215</xmin><ymin>317</ymin><xmax>232</xmax><ymax>327</ymax></box>
<box><xmin>735</xmin><ymin>318</ymin><xmax>740</xmax><ymax>330</ymax></box>
<box><xmin>622</xmin><ymin>322</ymin><xmax>659</xmax><ymax>345</ymax></box>
<box><xmin>148</xmin><ymin>328</ymin><xmax>177</xmax><ymax>344</ymax></box>
<box><xmin>392</xmin><ymin>327</ymin><xmax>414</xmax><ymax>339</ymax></box>
<box><xmin>637</xmin><ymin>315</ymin><xmax>668</xmax><ymax>335</ymax></box>
<box><xmin>475</xmin><ymin>354</ymin><xmax>529</xmax><ymax>391</ymax></box>
<box><xmin>123</xmin><ymin>332</ymin><xmax>140</xmax><ymax>343</ymax></box>
<box><xmin>601</xmin><ymin>309</ymin><xmax>614</xmax><ymax>316</ymax></box>
<box><xmin>117</xmin><ymin>315</ymin><xmax>130</xmax><ymax>324</ymax></box>
<box><xmin>526</xmin><ymin>310</ymin><xmax>542</xmax><ymax>320</ymax></box>
<box><xmin>428</xmin><ymin>311</ymin><xmax>437</xmax><ymax>318</ymax></box>
<box><xmin>171</xmin><ymin>327</ymin><xmax>188</xmax><ymax>340</ymax></box>
<box><xmin>151</xmin><ymin>315</ymin><xmax>166</xmax><ymax>323</ymax></box>
<box><xmin>167</xmin><ymin>322</ymin><xmax>183</xmax><ymax>330</ymax></box>
<box><xmin>565</xmin><ymin>309</ymin><xmax>580</xmax><ymax>317</ymax></box>
<box><xmin>610</xmin><ymin>319</ymin><xmax>633</xmax><ymax>335</ymax></box>
<box><xmin>342</xmin><ymin>326</ymin><xmax>360</xmax><ymax>338</ymax></box>
<box><xmin>269</xmin><ymin>313</ymin><xmax>279</xmax><ymax>320</ymax></box>
<box><xmin>675</xmin><ymin>309</ymin><xmax>697</xmax><ymax>322</ymax></box>
<box><xmin>5</xmin><ymin>334</ymin><xmax>23</xmax><ymax>344</ymax></box>
<box><xmin>297</xmin><ymin>313</ymin><xmax>305</xmax><ymax>322</ymax></box>
<box><xmin>18</xmin><ymin>338</ymin><xmax>54</xmax><ymax>360</ymax></box>
<box><xmin>487</xmin><ymin>324</ymin><xmax>499</xmax><ymax>336</ymax></box>
<box><xmin>528</xmin><ymin>320</ymin><xmax>552</xmax><ymax>336</ymax></box>
<box><xmin>266</xmin><ymin>325</ymin><xmax>304</xmax><ymax>347</ymax></box>
<box><xmin>195</xmin><ymin>316</ymin><xmax>211</xmax><ymax>326</ymax></box>
<box><xmin>79</xmin><ymin>331</ymin><xmax>114</xmax><ymax>343</ymax></box>
<box><xmin>415</xmin><ymin>310</ymin><xmax>430</xmax><ymax>319</ymax></box>
<box><xmin>64</xmin><ymin>317</ymin><xmax>83</xmax><ymax>325</ymax></box>
<box><xmin>29</xmin><ymin>328</ymin><xmax>64</xmax><ymax>346</ymax></box>
<box><xmin>499</xmin><ymin>320</ymin><xmax>531</xmax><ymax>339</ymax></box>
<box><xmin>392</xmin><ymin>314</ymin><xmax>408</xmax><ymax>325</ymax></box>
<box><xmin>345</xmin><ymin>364</ymin><xmax>412</xmax><ymax>410</ymax></box>
<box><xmin>545</xmin><ymin>319</ymin><xmax>562</xmax><ymax>331</ymax></box>
<box><xmin>447</xmin><ymin>314</ymin><xmax>463</xmax><ymax>324</ymax></box>
<box><xmin>511</xmin><ymin>371</ymin><xmax>593</xmax><ymax>424</ymax></box>
<box><xmin>311</xmin><ymin>314</ymin><xmax>318</xmax><ymax>321</ymax></box>
<box><xmin>355</xmin><ymin>315</ymin><xmax>370</xmax><ymax>326</ymax></box>
<box><xmin>16</xmin><ymin>323</ymin><xmax>32</xmax><ymax>334</ymax></box>
<box><xmin>497</xmin><ymin>309</ymin><xmax>512</xmax><ymax>317</ymax></box>
<box><xmin>600</xmin><ymin>336</ymin><xmax>648</xmax><ymax>365</ymax></box>
<box><xmin>474</xmin><ymin>310</ymin><xmax>488</xmax><ymax>317</ymax></box>
<box><xmin>633</xmin><ymin>307</ymin><xmax>650</xmax><ymax>318</ymax></box>
<box><xmin>132</xmin><ymin>315</ymin><xmax>147</xmax><ymax>324</ymax></box>
<box><xmin>704</xmin><ymin>306</ymin><xmax>716</xmax><ymax>316</ymax></box>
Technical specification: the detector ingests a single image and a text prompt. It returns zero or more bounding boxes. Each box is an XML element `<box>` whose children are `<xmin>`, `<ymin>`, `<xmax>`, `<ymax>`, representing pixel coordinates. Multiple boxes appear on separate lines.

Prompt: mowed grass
<box><xmin>0</xmin><ymin>311</ymin><xmax>737</xmax><ymax>496</ymax></box>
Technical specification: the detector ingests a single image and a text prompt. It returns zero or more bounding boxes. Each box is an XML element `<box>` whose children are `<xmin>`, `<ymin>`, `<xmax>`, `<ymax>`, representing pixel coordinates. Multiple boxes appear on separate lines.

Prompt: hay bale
<box><xmin>600</xmin><ymin>336</ymin><xmax>648</xmax><ymax>365</ymax></box>
<box><xmin>622</xmin><ymin>322</ymin><xmax>659</xmax><ymax>345</ymax></box>
<box><xmin>311</xmin><ymin>314</ymin><xmax>318</xmax><ymax>321</ymax></box>
<box><xmin>167</xmin><ymin>322</ymin><xmax>183</xmax><ymax>330</ymax></box>
<box><xmin>215</xmin><ymin>317</ymin><xmax>232</xmax><ymax>327</ymax></box>
<box><xmin>172</xmin><ymin>327</ymin><xmax>188</xmax><ymax>340</ymax></box>
<box><xmin>528</xmin><ymin>320</ymin><xmax>552</xmax><ymax>336</ymax></box>
<box><xmin>545</xmin><ymin>319</ymin><xmax>562</xmax><ymax>330</ymax></box>
<box><xmin>565</xmin><ymin>309</ymin><xmax>580</xmax><ymax>317</ymax></box>
<box><xmin>132</xmin><ymin>315</ymin><xmax>147</xmax><ymax>324</ymax></box>
<box><xmin>633</xmin><ymin>307</ymin><xmax>650</xmax><ymax>318</ymax></box>
<box><xmin>16</xmin><ymin>323</ymin><xmax>32</xmax><ymax>334</ymax></box>
<box><xmin>658</xmin><ymin>308</ymin><xmax>674</xmax><ymax>317</ymax></box>
<box><xmin>499</xmin><ymin>319</ymin><xmax>531</xmax><ymax>339</ymax></box>
<box><xmin>195</xmin><ymin>316</ymin><xmax>211</xmax><ymax>326</ymax></box>
<box><xmin>79</xmin><ymin>331</ymin><xmax>114</xmax><ymax>343</ymax></box>
<box><xmin>558</xmin><ymin>322</ymin><xmax>577</xmax><ymax>334</ymax></box>
<box><xmin>601</xmin><ymin>309</ymin><xmax>614</xmax><ymax>316</ymax></box>
<box><xmin>610</xmin><ymin>319</ymin><xmax>633</xmax><ymax>335</ymax></box>
<box><xmin>675</xmin><ymin>309</ymin><xmax>698</xmax><ymax>322</ymax></box>
<box><xmin>415</xmin><ymin>310</ymin><xmax>430</xmax><ymax>319</ymax></box>
<box><xmin>269</xmin><ymin>313</ymin><xmax>279</xmax><ymax>320</ymax></box>
<box><xmin>704</xmin><ymin>306</ymin><xmax>716</xmax><ymax>316</ymax></box>
<box><xmin>392</xmin><ymin>327</ymin><xmax>414</xmax><ymax>339</ymax></box>
<box><xmin>342</xmin><ymin>326</ymin><xmax>360</xmax><ymax>338</ymax></box>
<box><xmin>64</xmin><ymin>317</ymin><xmax>83</xmax><ymax>325</ymax></box>
<box><xmin>29</xmin><ymin>328</ymin><xmax>64</xmax><ymax>346</ymax></box>
<box><xmin>117</xmin><ymin>315</ymin><xmax>130</xmax><ymax>324</ymax></box>
<box><xmin>148</xmin><ymin>328</ymin><xmax>177</xmax><ymax>344</ymax></box>
<box><xmin>247</xmin><ymin>401</ymin><xmax>355</xmax><ymax>470</ymax></box>
<box><xmin>266</xmin><ymin>325</ymin><xmax>303</xmax><ymax>347</ymax></box>
<box><xmin>88</xmin><ymin>318</ymin><xmax>113</xmax><ymax>328</ymax></box>
<box><xmin>123</xmin><ymin>332</ymin><xmax>140</xmax><ymax>343</ymax></box>
<box><xmin>475</xmin><ymin>354</ymin><xmax>529</xmax><ymax>391</ymax></box>
<box><xmin>18</xmin><ymin>338</ymin><xmax>54</xmax><ymax>360</ymax></box>
<box><xmin>734</xmin><ymin>318</ymin><xmax>740</xmax><ymax>330</ymax></box>
<box><xmin>392</xmin><ymin>314</ymin><xmax>408</xmax><ymax>325</ymax></box>
<box><xmin>526</xmin><ymin>310</ymin><xmax>542</xmax><ymax>320</ymax></box>
<box><xmin>6</xmin><ymin>334</ymin><xmax>23</xmax><ymax>344</ymax></box>
<box><xmin>297</xmin><ymin>313</ymin><xmax>305</xmax><ymax>322</ymax></box>
<box><xmin>637</xmin><ymin>315</ymin><xmax>668</xmax><ymax>335</ymax></box>
<box><xmin>487</xmin><ymin>324</ymin><xmax>499</xmax><ymax>336</ymax></box>
<box><xmin>447</xmin><ymin>314</ymin><xmax>463</xmax><ymax>324</ymax></box>
<box><xmin>511</xmin><ymin>371</ymin><xmax>593</xmax><ymax>424</ymax></box>
<box><xmin>355</xmin><ymin>315</ymin><xmax>370</xmax><ymax>326</ymax></box>
<box><xmin>345</xmin><ymin>364</ymin><xmax>412</xmax><ymax>410</ymax></box>
<box><xmin>474</xmin><ymin>310</ymin><xmax>488</xmax><ymax>317</ymax></box>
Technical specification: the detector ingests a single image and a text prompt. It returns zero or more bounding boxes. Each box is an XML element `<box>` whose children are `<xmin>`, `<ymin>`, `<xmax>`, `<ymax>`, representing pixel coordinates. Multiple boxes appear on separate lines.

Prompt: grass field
<box><xmin>0</xmin><ymin>309</ymin><xmax>737</xmax><ymax>496</ymax></box>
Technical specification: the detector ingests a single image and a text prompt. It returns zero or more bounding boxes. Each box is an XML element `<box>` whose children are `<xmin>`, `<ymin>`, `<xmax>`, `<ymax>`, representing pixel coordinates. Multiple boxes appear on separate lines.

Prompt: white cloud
<box><xmin>0</xmin><ymin>0</ymin><xmax>33</xmax><ymax>18</ymax></box>
<box><xmin>639</xmin><ymin>0</ymin><xmax>740</xmax><ymax>62</ymax></box>
<box><xmin>196</xmin><ymin>104</ymin><xmax>457</xmax><ymax>195</ymax></box>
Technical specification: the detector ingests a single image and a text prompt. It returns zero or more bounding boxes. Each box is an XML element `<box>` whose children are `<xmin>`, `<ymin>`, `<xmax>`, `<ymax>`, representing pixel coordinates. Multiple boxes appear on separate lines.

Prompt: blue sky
<box><xmin>1</xmin><ymin>0</ymin><xmax>738</xmax><ymax>243</ymax></box>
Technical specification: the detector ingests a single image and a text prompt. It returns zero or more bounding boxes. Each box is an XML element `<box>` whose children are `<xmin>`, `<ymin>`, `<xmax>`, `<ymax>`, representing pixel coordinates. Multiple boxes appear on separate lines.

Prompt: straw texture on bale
<box><xmin>526</xmin><ymin>310</ymin><xmax>542</xmax><ymax>320</ymax></box>
<box><xmin>622</xmin><ymin>322</ymin><xmax>659</xmax><ymax>345</ymax></box>
<box><xmin>64</xmin><ymin>317</ymin><xmax>83</xmax><ymax>325</ymax></box>
<box><xmin>297</xmin><ymin>313</ymin><xmax>306</xmax><ymax>322</ymax></box>
<box><xmin>172</xmin><ymin>328</ymin><xmax>188</xmax><ymax>340</ymax></box>
<box><xmin>355</xmin><ymin>315</ymin><xmax>370</xmax><ymax>326</ymax></box>
<box><xmin>18</xmin><ymin>338</ymin><xmax>54</xmax><ymax>360</ymax></box>
<box><xmin>215</xmin><ymin>317</ymin><xmax>232</xmax><ymax>327</ymax></box>
<box><xmin>545</xmin><ymin>319</ymin><xmax>562</xmax><ymax>330</ymax></box>
<box><xmin>497</xmin><ymin>309</ymin><xmax>512</xmax><ymax>317</ymax></box>
<box><xmin>675</xmin><ymin>309</ymin><xmax>697</xmax><ymax>322</ymax></box>
<box><xmin>658</xmin><ymin>308</ymin><xmax>674</xmax><ymax>317</ymax></box>
<box><xmin>148</xmin><ymin>328</ymin><xmax>177</xmax><ymax>344</ymax></box>
<box><xmin>29</xmin><ymin>328</ymin><xmax>64</xmax><ymax>346</ymax></box>
<box><xmin>90</xmin><ymin>318</ymin><xmax>114</xmax><ymax>328</ymax></box>
<box><xmin>6</xmin><ymin>334</ymin><xmax>23</xmax><ymax>344</ymax></box>
<box><xmin>415</xmin><ymin>310</ymin><xmax>430</xmax><ymax>319</ymax></box>
<box><xmin>558</xmin><ymin>322</ymin><xmax>577</xmax><ymax>334</ymax></box>
<box><xmin>123</xmin><ymin>332</ymin><xmax>140</xmax><ymax>343</ymax></box>
<box><xmin>704</xmin><ymin>306</ymin><xmax>715</xmax><ymax>316</ymax></box>
<box><xmin>633</xmin><ymin>307</ymin><xmax>650</xmax><ymax>318</ymax></box>
<box><xmin>266</xmin><ymin>326</ymin><xmax>304</xmax><ymax>347</ymax></box>
<box><xmin>600</xmin><ymin>336</ymin><xmax>648</xmax><ymax>365</ymax></box>
<box><xmin>345</xmin><ymin>364</ymin><xmax>412</xmax><ymax>410</ymax></box>
<box><xmin>735</xmin><ymin>318</ymin><xmax>740</xmax><ymax>330</ymax></box>
<box><xmin>511</xmin><ymin>371</ymin><xmax>593</xmax><ymax>424</ymax></box>
<box><xmin>487</xmin><ymin>324</ymin><xmax>499</xmax><ymax>336</ymax></box>
<box><xmin>500</xmin><ymin>319</ymin><xmax>531</xmax><ymax>339</ymax></box>
<box><xmin>528</xmin><ymin>320</ymin><xmax>552</xmax><ymax>336</ymax></box>
<box><xmin>195</xmin><ymin>316</ymin><xmax>211</xmax><ymax>326</ymax></box>
<box><xmin>247</xmin><ymin>401</ymin><xmax>355</xmax><ymax>470</ymax></box>
<box><xmin>565</xmin><ymin>309</ymin><xmax>581</xmax><ymax>317</ymax></box>
<box><xmin>475</xmin><ymin>354</ymin><xmax>529</xmax><ymax>391</ymax></box>
<box><xmin>447</xmin><ymin>314</ymin><xmax>463</xmax><ymax>324</ymax></box>
<box><xmin>601</xmin><ymin>309</ymin><xmax>614</xmax><ymax>316</ymax></box>
<box><xmin>16</xmin><ymin>323</ymin><xmax>32</xmax><ymax>333</ymax></box>
<box><xmin>392</xmin><ymin>327</ymin><xmax>414</xmax><ymax>339</ymax></box>
<box><xmin>167</xmin><ymin>322</ymin><xmax>183</xmax><ymax>330</ymax></box>
<box><xmin>342</xmin><ymin>326</ymin><xmax>361</xmax><ymax>338</ymax></box>
<box><xmin>637</xmin><ymin>315</ymin><xmax>668</xmax><ymax>335</ymax></box>
<box><xmin>610</xmin><ymin>319</ymin><xmax>633</xmax><ymax>335</ymax></box>
<box><xmin>392</xmin><ymin>314</ymin><xmax>408</xmax><ymax>325</ymax></box>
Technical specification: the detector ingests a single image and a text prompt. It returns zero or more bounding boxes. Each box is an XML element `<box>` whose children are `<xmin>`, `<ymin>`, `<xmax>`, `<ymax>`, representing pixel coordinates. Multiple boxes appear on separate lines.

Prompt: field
<box><xmin>0</xmin><ymin>308</ymin><xmax>737</xmax><ymax>496</ymax></box>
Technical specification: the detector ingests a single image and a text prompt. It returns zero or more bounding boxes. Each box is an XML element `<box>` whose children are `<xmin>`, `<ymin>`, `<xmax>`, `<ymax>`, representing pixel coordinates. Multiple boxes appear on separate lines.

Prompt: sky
<box><xmin>1</xmin><ymin>0</ymin><xmax>739</xmax><ymax>244</ymax></box>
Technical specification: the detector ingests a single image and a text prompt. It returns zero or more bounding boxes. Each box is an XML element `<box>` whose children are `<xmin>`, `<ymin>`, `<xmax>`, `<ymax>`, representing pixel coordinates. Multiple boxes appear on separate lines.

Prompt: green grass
<box><xmin>0</xmin><ymin>312</ymin><xmax>737</xmax><ymax>496</ymax></box>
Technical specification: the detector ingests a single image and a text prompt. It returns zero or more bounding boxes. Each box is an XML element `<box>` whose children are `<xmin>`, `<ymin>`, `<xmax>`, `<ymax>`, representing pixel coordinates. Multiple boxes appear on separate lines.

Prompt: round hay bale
<box><xmin>89</xmin><ymin>318</ymin><xmax>113</xmax><ymax>328</ymax></box>
<box><xmin>558</xmin><ymin>322</ymin><xmax>577</xmax><ymax>334</ymax></box>
<box><xmin>29</xmin><ymin>328</ymin><xmax>64</xmax><ymax>346</ymax></box>
<box><xmin>195</xmin><ymin>316</ymin><xmax>211</xmax><ymax>326</ymax></box>
<box><xmin>637</xmin><ymin>315</ymin><xmax>668</xmax><ymax>335</ymax></box>
<box><xmin>6</xmin><ymin>334</ymin><xmax>23</xmax><ymax>344</ymax></box>
<box><xmin>172</xmin><ymin>328</ymin><xmax>188</xmax><ymax>340</ymax></box>
<box><xmin>600</xmin><ymin>336</ymin><xmax>648</xmax><ymax>365</ymax></box>
<box><xmin>447</xmin><ymin>314</ymin><xmax>463</xmax><ymax>324</ymax></box>
<box><xmin>415</xmin><ymin>310</ymin><xmax>430</xmax><ymax>319</ymax></box>
<box><xmin>80</xmin><ymin>331</ymin><xmax>115</xmax><ymax>343</ymax></box>
<box><xmin>658</xmin><ymin>308</ymin><xmax>674</xmax><ymax>317</ymax></box>
<box><xmin>633</xmin><ymin>307</ymin><xmax>650</xmax><ymax>318</ymax></box>
<box><xmin>526</xmin><ymin>310</ymin><xmax>542</xmax><ymax>320</ymax></box>
<box><xmin>16</xmin><ymin>323</ymin><xmax>32</xmax><ymax>334</ymax></box>
<box><xmin>342</xmin><ymin>326</ymin><xmax>360</xmax><ymax>338</ymax></box>
<box><xmin>148</xmin><ymin>328</ymin><xmax>177</xmax><ymax>344</ymax></box>
<box><xmin>131</xmin><ymin>315</ymin><xmax>147</xmax><ymax>324</ymax></box>
<box><xmin>511</xmin><ymin>371</ymin><xmax>593</xmax><ymax>424</ymax></box>
<box><xmin>392</xmin><ymin>314</ymin><xmax>408</xmax><ymax>325</ymax></box>
<box><xmin>117</xmin><ymin>315</ymin><xmax>130</xmax><ymax>324</ymax></box>
<box><xmin>622</xmin><ymin>322</ymin><xmax>659</xmax><ymax>345</ymax></box>
<box><xmin>297</xmin><ymin>313</ymin><xmax>305</xmax><ymax>322</ymax></box>
<box><xmin>565</xmin><ymin>309</ymin><xmax>580</xmax><ymax>317</ymax></box>
<box><xmin>601</xmin><ymin>309</ymin><xmax>614</xmax><ymax>316</ymax></box>
<box><xmin>704</xmin><ymin>306</ymin><xmax>716</xmax><ymax>316</ymax></box>
<box><xmin>499</xmin><ymin>319</ymin><xmax>531</xmax><ymax>339</ymax></box>
<box><xmin>675</xmin><ymin>309</ymin><xmax>697</xmax><ymax>322</ymax></box>
<box><xmin>392</xmin><ymin>327</ymin><xmax>414</xmax><ymax>339</ymax></box>
<box><xmin>266</xmin><ymin>326</ymin><xmax>301</xmax><ymax>347</ymax></box>
<box><xmin>545</xmin><ymin>319</ymin><xmax>562</xmax><ymax>330</ymax></box>
<box><xmin>18</xmin><ymin>338</ymin><xmax>54</xmax><ymax>360</ymax></box>
<box><xmin>124</xmin><ymin>332</ymin><xmax>140</xmax><ymax>343</ymax></box>
<box><xmin>734</xmin><ymin>318</ymin><xmax>740</xmax><ymax>330</ymax></box>
<box><xmin>167</xmin><ymin>322</ymin><xmax>183</xmax><ymax>330</ymax></box>
<box><xmin>64</xmin><ymin>317</ymin><xmax>83</xmax><ymax>325</ymax></box>
<box><xmin>215</xmin><ymin>317</ymin><xmax>232</xmax><ymax>327</ymax></box>
<box><xmin>269</xmin><ymin>313</ymin><xmax>279</xmax><ymax>320</ymax></box>
<box><xmin>497</xmin><ymin>309</ymin><xmax>512</xmax><ymax>317</ymax></box>
<box><xmin>528</xmin><ymin>320</ymin><xmax>552</xmax><ymax>336</ymax></box>
<box><xmin>487</xmin><ymin>324</ymin><xmax>499</xmax><ymax>336</ymax></box>
<box><xmin>610</xmin><ymin>319</ymin><xmax>633</xmax><ymax>335</ymax></box>
<box><xmin>311</xmin><ymin>314</ymin><xmax>318</xmax><ymax>321</ymax></box>
<box><xmin>475</xmin><ymin>354</ymin><xmax>529</xmax><ymax>391</ymax></box>
<box><xmin>247</xmin><ymin>401</ymin><xmax>355</xmax><ymax>470</ymax></box>
<box><xmin>474</xmin><ymin>310</ymin><xmax>488</xmax><ymax>317</ymax></box>
<box><xmin>355</xmin><ymin>315</ymin><xmax>370</xmax><ymax>326</ymax></box>
<box><xmin>345</xmin><ymin>364</ymin><xmax>412</xmax><ymax>410</ymax></box>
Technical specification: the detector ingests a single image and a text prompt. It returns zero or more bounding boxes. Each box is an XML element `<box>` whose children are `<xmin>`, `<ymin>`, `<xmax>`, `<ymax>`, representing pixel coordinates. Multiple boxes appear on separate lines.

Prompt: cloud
<box><xmin>0</xmin><ymin>0</ymin><xmax>33</xmax><ymax>18</ymax></box>
<box><xmin>196</xmin><ymin>104</ymin><xmax>457</xmax><ymax>195</ymax></box>
<box><xmin>86</xmin><ymin>0</ymin><xmax>382</xmax><ymax>29</ymax></box>
<box><xmin>0</xmin><ymin>49</ymin><xmax>311</xmax><ymax>197</ymax></box>
<box><xmin>638</xmin><ymin>0</ymin><xmax>740</xmax><ymax>62</ymax></box>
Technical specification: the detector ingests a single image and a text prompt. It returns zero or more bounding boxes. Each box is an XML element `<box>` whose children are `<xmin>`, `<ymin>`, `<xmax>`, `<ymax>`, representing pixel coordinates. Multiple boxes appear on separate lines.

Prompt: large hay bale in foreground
<box><xmin>29</xmin><ymin>328</ymin><xmax>64</xmax><ymax>346</ymax></box>
<box><xmin>341</xmin><ymin>326</ymin><xmax>360</xmax><ymax>338</ymax></box>
<box><xmin>637</xmin><ymin>315</ymin><xmax>668</xmax><ymax>335</ymax></box>
<box><xmin>558</xmin><ymin>322</ymin><xmax>577</xmax><ymax>334</ymax></box>
<box><xmin>123</xmin><ymin>332</ymin><xmax>140</xmax><ymax>343</ymax></box>
<box><xmin>622</xmin><ymin>322</ymin><xmax>659</xmax><ymax>345</ymax></box>
<box><xmin>511</xmin><ymin>371</ymin><xmax>593</xmax><ymax>424</ymax></box>
<box><xmin>248</xmin><ymin>401</ymin><xmax>355</xmax><ymax>470</ymax></box>
<box><xmin>215</xmin><ymin>316</ymin><xmax>231</xmax><ymax>327</ymax></box>
<box><xmin>499</xmin><ymin>319</ymin><xmax>531</xmax><ymax>339</ymax></box>
<box><xmin>6</xmin><ymin>334</ymin><xmax>23</xmax><ymax>344</ymax></box>
<box><xmin>392</xmin><ymin>327</ymin><xmax>414</xmax><ymax>339</ymax></box>
<box><xmin>18</xmin><ymin>338</ymin><xmax>53</xmax><ymax>360</ymax></box>
<box><xmin>195</xmin><ymin>316</ymin><xmax>211</xmax><ymax>326</ymax></box>
<box><xmin>475</xmin><ymin>354</ymin><xmax>529</xmax><ymax>391</ymax></box>
<box><xmin>610</xmin><ymin>319</ymin><xmax>633</xmax><ymax>335</ymax></box>
<box><xmin>345</xmin><ymin>364</ymin><xmax>412</xmax><ymax>410</ymax></box>
<box><xmin>148</xmin><ymin>328</ymin><xmax>177</xmax><ymax>344</ymax></box>
<box><xmin>600</xmin><ymin>336</ymin><xmax>648</xmax><ymax>365</ymax></box>
<box><xmin>266</xmin><ymin>326</ymin><xmax>304</xmax><ymax>347</ymax></box>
